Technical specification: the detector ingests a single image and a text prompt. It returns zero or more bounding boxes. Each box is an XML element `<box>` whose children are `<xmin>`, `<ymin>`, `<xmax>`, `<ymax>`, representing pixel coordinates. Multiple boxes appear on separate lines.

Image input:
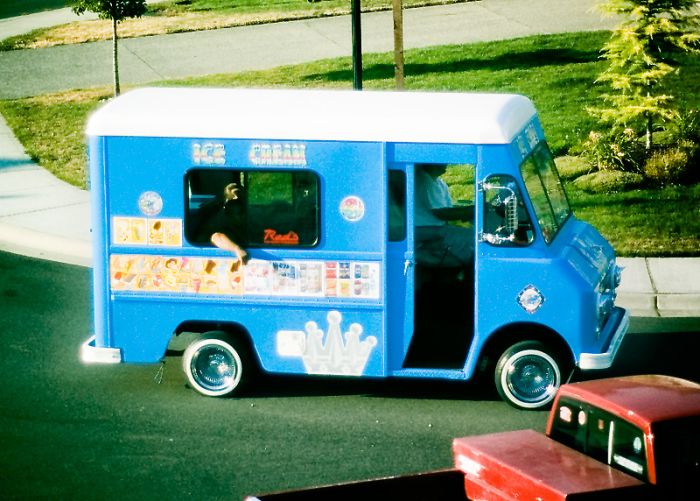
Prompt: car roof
<box><xmin>555</xmin><ymin>375</ymin><xmax>700</xmax><ymax>430</ymax></box>
<box><xmin>85</xmin><ymin>87</ymin><xmax>538</xmax><ymax>145</ymax></box>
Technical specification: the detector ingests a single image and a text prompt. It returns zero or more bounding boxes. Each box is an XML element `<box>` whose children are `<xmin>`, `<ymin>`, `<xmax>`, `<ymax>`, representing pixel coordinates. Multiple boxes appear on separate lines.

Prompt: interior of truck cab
<box><xmin>397</xmin><ymin>164</ymin><xmax>477</xmax><ymax>369</ymax></box>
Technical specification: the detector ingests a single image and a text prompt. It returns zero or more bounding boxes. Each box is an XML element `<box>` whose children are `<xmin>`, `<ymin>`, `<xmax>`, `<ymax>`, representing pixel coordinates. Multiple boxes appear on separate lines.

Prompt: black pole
<box><xmin>351</xmin><ymin>0</ymin><xmax>362</xmax><ymax>90</ymax></box>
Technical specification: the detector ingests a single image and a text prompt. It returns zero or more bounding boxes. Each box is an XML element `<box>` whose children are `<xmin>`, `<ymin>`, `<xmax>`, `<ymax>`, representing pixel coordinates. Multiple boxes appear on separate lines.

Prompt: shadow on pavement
<box><xmin>171</xmin><ymin>318</ymin><xmax>700</xmax><ymax>401</ymax></box>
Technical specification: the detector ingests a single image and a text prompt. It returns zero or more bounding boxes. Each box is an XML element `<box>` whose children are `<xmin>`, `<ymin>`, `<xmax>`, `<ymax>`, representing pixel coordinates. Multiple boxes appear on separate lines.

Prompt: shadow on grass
<box><xmin>569</xmin><ymin>188</ymin><xmax>699</xmax><ymax>210</ymax></box>
<box><xmin>304</xmin><ymin>48</ymin><xmax>600</xmax><ymax>83</ymax></box>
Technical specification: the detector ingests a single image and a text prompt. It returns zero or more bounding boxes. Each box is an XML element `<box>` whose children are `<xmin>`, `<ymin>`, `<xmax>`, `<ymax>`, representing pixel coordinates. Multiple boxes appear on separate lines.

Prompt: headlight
<box><xmin>596</xmin><ymin>294</ymin><xmax>614</xmax><ymax>334</ymax></box>
<box><xmin>613</xmin><ymin>264</ymin><xmax>624</xmax><ymax>289</ymax></box>
<box><xmin>596</xmin><ymin>262</ymin><xmax>619</xmax><ymax>333</ymax></box>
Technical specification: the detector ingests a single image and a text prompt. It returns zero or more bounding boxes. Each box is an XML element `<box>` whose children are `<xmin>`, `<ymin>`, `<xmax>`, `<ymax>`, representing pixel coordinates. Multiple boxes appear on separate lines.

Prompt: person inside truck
<box><xmin>414</xmin><ymin>164</ymin><xmax>474</xmax><ymax>268</ymax></box>
<box><xmin>406</xmin><ymin>164</ymin><xmax>476</xmax><ymax>369</ymax></box>
<box><xmin>195</xmin><ymin>181</ymin><xmax>249</xmax><ymax>263</ymax></box>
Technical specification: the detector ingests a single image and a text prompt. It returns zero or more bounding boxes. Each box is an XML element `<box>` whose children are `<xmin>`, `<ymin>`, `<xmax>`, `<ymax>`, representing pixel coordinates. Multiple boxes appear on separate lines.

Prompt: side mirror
<box><xmin>482</xmin><ymin>182</ymin><xmax>519</xmax><ymax>245</ymax></box>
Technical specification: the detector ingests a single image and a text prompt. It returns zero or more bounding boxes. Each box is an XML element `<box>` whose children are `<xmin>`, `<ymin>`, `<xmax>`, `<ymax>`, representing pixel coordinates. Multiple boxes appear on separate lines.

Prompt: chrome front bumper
<box><xmin>578</xmin><ymin>307</ymin><xmax>630</xmax><ymax>371</ymax></box>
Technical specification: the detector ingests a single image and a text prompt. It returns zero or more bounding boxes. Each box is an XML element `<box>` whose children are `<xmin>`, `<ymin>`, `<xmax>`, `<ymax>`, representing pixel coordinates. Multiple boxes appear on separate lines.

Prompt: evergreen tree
<box><xmin>70</xmin><ymin>0</ymin><xmax>147</xmax><ymax>97</ymax></box>
<box><xmin>593</xmin><ymin>0</ymin><xmax>700</xmax><ymax>151</ymax></box>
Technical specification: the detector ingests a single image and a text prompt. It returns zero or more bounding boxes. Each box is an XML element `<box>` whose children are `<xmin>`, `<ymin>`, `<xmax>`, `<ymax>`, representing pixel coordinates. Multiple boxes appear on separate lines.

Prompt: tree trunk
<box><xmin>112</xmin><ymin>17</ymin><xmax>120</xmax><ymax>97</ymax></box>
<box><xmin>392</xmin><ymin>0</ymin><xmax>405</xmax><ymax>89</ymax></box>
<box><xmin>644</xmin><ymin>89</ymin><xmax>652</xmax><ymax>152</ymax></box>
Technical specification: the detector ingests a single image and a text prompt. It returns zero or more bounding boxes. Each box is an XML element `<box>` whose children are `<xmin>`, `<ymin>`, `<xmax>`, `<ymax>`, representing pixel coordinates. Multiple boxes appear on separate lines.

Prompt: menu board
<box><xmin>110</xmin><ymin>255</ymin><xmax>380</xmax><ymax>300</ymax></box>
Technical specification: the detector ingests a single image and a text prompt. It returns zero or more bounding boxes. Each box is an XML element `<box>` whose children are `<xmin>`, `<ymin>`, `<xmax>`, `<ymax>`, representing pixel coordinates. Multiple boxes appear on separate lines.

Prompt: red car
<box><xmin>455</xmin><ymin>375</ymin><xmax>700</xmax><ymax>500</ymax></box>
<box><xmin>248</xmin><ymin>376</ymin><xmax>700</xmax><ymax>500</ymax></box>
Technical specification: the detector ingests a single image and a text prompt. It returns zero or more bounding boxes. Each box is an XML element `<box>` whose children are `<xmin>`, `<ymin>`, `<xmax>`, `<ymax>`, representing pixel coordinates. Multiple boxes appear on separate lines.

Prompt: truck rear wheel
<box><xmin>495</xmin><ymin>341</ymin><xmax>561</xmax><ymax>410</ymax></box>
<box><xmin>182</xmin><ymin>334</ymin><xmax>247</xmax><ymax>397</ymax></box>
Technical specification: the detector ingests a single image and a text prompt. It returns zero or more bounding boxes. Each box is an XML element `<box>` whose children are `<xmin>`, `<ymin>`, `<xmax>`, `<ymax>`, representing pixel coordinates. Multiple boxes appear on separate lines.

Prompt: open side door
<box><xmin>386</xmin><ymin>164</ymin><xmax>415</xmax><ymax>372</ymax></box>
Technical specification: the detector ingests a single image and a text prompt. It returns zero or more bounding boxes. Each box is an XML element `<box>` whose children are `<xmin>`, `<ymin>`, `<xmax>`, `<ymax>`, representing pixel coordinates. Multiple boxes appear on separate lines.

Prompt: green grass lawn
<box><xmin>0</xmin><ymin>0</ymin><xmax>67</xmax><ymax>20</ymax></box>
<box><xmin>1</xmin><ymin>30</ymin><xmax>698</xmax><ymax>256</ymax></box>
<box><xmin>572</xmin><ymin>184</ymin><xmax>700</xmax><ymax>256</ymax></box>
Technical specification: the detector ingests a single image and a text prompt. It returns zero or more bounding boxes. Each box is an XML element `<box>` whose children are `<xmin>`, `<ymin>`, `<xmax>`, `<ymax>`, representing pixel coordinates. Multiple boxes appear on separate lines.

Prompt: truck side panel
<box><xmin>97</xmin><ymin>136</ymin><xmax>388</xmax><ymax>375</ymax></box>
<box><xmin>110</xmin><ymin>298</ymin><xmax>385</xmax><ymax>376</ymax></box>
<box><xmin>89</xmin><ymin>135</ymin><xmax>110</xmax><ymax>350</ymax></box>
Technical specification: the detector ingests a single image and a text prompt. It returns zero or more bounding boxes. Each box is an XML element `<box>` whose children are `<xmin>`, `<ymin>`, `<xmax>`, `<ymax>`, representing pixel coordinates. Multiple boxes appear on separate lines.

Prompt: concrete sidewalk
<box><xmin>0</xmin><ymin>7</ymin><xmax>97</xmax><ymax>41</ymax></box>
<box><xmin>617</xmin><ymin>258</ymin><xmax>700</xmax><ymax>318</ymax></box>
<box><xmin>0</xmin><ymin>114</ymin><xmax>90</xmax><ymax>266</ymax></box>
<box><xmin>0</xmin><ymin>0</ymin><xmax>619</xmax><ymax>99</ymax></box>
<box><xmin>0</xmin><ymin>0</ymin><xmax>698</xmax><ymax>318</ymax></box>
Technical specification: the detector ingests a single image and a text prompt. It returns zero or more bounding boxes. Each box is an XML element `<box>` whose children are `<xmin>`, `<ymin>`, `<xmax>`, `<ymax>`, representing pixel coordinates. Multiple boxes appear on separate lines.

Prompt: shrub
<box><xmin>643</xmin><ymin>145</ymin><xmax>695</xmax><ymax>185</ymax></box>
<box><xmin>555</xmin><ymin>155</ymin><xmax>590</xmax><ymax>180</ymax></box>
<box><xmin>670</xmin><ymin>110</ymin><xmax>700</xmax><ymax>180</ymax></box>
<box><xmin>674</xmin><ymin>109</ymin><xmax>700</xmax><ymax>143</ymax></box>
<box><xmin>573</xmin><ymin>170</ymin><xmax>645</xmax><ymax>193</ymax></box>
<box><xmin>580</xmin><ymin>128</ymin><xmax>645</xmax><ymax>173</ymax></box>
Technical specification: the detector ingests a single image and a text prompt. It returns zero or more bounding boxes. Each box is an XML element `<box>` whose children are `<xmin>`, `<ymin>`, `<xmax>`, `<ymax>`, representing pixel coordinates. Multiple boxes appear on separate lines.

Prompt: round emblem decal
<box><xmin>339</xmin><ymin>196</ymin><xmax>365</xmax><ymax>222</ymax></box>
<box><xmin>517</xmin><ymin>285</ymin><xmax>545</xmax><ymax>314</ymax></box>
<box><xmin>138</xmin><ymin>191</ymin><xmax>163</xmax><ymax>217</ymax></box>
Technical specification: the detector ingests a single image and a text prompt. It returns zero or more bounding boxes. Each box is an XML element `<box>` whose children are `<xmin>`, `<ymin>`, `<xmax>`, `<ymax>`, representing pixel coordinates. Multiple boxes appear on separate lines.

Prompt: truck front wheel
<box><xmin>182</xmin><ymin>335</ymin><xmax>247</xmax><ymax>397</ymax></box>
<box><xmin>495</xmin><ymin>341</ymin><xmax>562</xmax><ymax>410</ymax></box>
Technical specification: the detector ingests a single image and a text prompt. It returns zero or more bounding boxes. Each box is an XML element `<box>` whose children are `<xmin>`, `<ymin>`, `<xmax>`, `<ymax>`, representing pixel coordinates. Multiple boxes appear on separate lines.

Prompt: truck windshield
<box><xmin>520</xmin><ymin>143</ymin><xmax>571</xmax><ymax>244</ymax></box>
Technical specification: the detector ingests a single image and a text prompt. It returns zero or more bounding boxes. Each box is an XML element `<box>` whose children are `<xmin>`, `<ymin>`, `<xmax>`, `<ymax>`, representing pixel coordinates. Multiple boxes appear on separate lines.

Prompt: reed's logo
<box><xmin>264</xmin><ymin>229</ymin><xmax>300</xmax><ymax>245</ymax></box>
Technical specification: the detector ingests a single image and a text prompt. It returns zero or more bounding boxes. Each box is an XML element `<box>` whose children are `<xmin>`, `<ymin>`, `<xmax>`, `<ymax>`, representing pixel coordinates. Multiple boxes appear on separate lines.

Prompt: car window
<box><xmin>550</xmin><ymin>398</ymin><xmax>648</xmax><ymax>481</ymax></box>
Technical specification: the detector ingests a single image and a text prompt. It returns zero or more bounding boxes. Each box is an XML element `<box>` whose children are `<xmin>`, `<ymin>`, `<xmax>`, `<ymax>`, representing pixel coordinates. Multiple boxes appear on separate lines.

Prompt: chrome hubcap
<box><xmin>506</xmin><ymin>352</ymin><xmax>558</xmax><ymax>405</ymax></box>
<box><xmin>192</xmin><ymin>345</ymin><xmax>237</xmax><ymax>392</ymax></box>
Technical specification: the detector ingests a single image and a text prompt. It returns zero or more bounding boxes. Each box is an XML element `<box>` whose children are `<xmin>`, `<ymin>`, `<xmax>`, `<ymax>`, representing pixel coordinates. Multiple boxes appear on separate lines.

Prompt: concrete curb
<box><xmin>649</xmin><ymin>258</ymin><xmax>700</xmax><ymax>317</ymax></box>
<box><xmin>0</xmin><ymin>114</ymin><xmax>92</xmax><ymax>267</ymax></box>
<box><xmin>617</xmin><ymin>258</ymin><xmax>700</xmax><ymax>318</ymax></box>
<box><xmin>0</xmin><ymin>220</ymin><xmax>91</xmax><ymax>267</ymax></box>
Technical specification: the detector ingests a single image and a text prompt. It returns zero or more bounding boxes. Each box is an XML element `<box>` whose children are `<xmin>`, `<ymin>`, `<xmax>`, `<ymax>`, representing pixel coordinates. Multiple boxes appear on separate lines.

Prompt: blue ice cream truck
<box><xmin>81</xmin><ymin>88</ymin><xmax>629</xmax><ymax>410</ymax></box>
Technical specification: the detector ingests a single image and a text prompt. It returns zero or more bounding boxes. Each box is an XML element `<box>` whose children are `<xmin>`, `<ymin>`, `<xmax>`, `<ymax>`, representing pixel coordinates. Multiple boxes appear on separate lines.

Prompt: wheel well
<box><xmin>171</xmin><ymin>321</ymin><xmax>259</xmax><ymax>367</ymax></box>
<box><xmin>477</xmin><ymin>323</ymin><xmax>573</xmax><ymax>377</ymax></box>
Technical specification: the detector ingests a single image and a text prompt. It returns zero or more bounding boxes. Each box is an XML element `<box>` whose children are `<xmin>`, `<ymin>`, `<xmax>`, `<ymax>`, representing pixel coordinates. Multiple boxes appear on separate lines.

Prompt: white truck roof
<box><xmin>86</xmin><ymin>87</ymin><xmax>538</xmax><ymax>145</ymax></box>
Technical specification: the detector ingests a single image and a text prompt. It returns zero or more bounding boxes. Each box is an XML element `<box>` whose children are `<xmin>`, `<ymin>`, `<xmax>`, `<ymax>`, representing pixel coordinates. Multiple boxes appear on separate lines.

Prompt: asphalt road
<box><xmin>0</xmin><ymin>250</ymin><xmax>698</xmax><ymax>499</ymax></box>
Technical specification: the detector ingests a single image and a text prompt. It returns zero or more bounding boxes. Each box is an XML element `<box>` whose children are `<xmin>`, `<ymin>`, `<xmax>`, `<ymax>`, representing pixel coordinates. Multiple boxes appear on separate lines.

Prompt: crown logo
<box><xmin>277</xmin><ymin>311</ymin><xmax>378</xmax><ymax>376</ymax></box>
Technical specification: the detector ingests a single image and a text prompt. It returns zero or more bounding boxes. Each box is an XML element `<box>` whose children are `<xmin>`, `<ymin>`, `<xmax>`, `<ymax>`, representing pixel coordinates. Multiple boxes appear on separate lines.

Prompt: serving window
<box><xmin>185</xmin><ymin>169</ymin><xmax>319</xmax><ymax>247</ymax></box>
